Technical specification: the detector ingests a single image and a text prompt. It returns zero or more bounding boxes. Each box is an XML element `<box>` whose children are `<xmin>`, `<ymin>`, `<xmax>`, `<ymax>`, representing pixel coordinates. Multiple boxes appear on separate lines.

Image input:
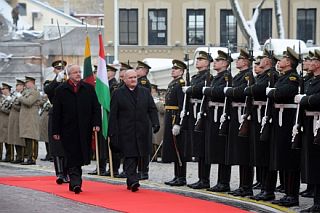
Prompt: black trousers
<box><xmin>217</xmin><ymin>164</ymin><xmax>231</xmax><ymax>185</ymax></box>
<box><xmin>315</xmin><ymin>185</ymin><xmax>320</xmax><ymax>205</ymax></box>
<box><xmin>124</xmin><ymin>157</ymin><xmax>139</xmax><ymax>187</ymax></box>
<box><xmin>174</xmin><ymin>162</ymin><xmax>186</xmax><ymax>178</ymax></box>
<box><xmin>138</xmin><ymin>156</ymin><xmax>149</xmax><ymax>174</ymax></box>
<box><xmin>198</xmin><ymin>157</ymin><xmax>211</xmax><ymax>183</ymax></box>
<box><xmin>284</xmin><ymin>170</ymin><xmax>300</xmax><ymax>198</ymax></box>
<box><xmin>68</xmin><ymin>166</ymin><xmax>82</xmax><ymax>189</ymax></box>
<box><xmin>239</xmin><ymin>165</ymin><xmax>254</xmax><ymax>190</ymax></box>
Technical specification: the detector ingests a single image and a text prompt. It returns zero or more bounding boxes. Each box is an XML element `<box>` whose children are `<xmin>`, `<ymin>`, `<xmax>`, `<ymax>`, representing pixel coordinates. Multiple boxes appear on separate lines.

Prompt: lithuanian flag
<box><xmin>83</xmin><ymin>34</ymin><xmax>95</xmax><ymax>86</ymax></box>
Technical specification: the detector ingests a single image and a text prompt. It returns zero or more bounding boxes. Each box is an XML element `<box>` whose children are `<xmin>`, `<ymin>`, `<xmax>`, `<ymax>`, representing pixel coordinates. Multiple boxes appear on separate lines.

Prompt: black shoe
<box><xmin>56</xmin><ymin>176</ymin><xmax>64</xmax><ymax>185</ymax></box>
<box><xmin>11</xmin><ymin>159</ymin><xmax>23</xmax><ymax>164</ymax></box>
<box><xmin>164</xmin><ymin>177</ymin><xmax>177</xmax><ymax>186</ymax></box>
<box><xmin>40</xmin><ymin>157</ymin><xmax>50</xmax><ymax>161</ymax></box>
<box><xmin>301</xmin><ymin>205</ymin><xmax>320</xmax><ymax>213</ymax></box>
<box><xmin>278</xmin><ymin>196</ymin><xmax>299</xmax><ymax>207</ymax></box>
<box><xmin>272</xmin><ymin>195</ymin><xmax>287</xmax><ymax>205</ymax></box>
<box><xmin>127</xmin><ymin>182</ymin><xmax>140</xmax><ymax>192</ymax></box>
<box><xmin>254</xmin><ymin>191</ymin><xmax>275</xmax><ymax>201</ymax></box>
<box><xmin>62</xmin><ymin>176</ymin><xmax>69</xmax><ymax>183</ymax></box>
<box><xmin>252</xmin><ymin>182</ymin><xmax>262</xmax><ymax>189</ymax></box>
<box><xmin>69</xmin><ymin>185</ymin><xmax>82</xmax><ymax>193</ymax></box>
<box><xmin>21</xmin><ymin>160</ymin><xmax>36</xmax><ymax>165</ymax></box>
<box><xmin>207</xmin><ymin>183</ymin><xmax>230</xmax><ymax>192</ymax></box>
<box><xmin>139</xmin><ymin>172</ymin><xmax>149</xmax><ymax>180</ymax></box>
<box><xmin>275</xmin><ymin>184</ymin><xmax>285</xmax><ymax>193</ymax></box>
<box><xmin>187</xmin><ymin>180</ymin><xmax>201</xmax><ymax>188</ymax></box>
<box><xmin>170</xmin><ymin>178</ymin><xmax>186</xmax><ymax>186</ymax></box>
<box><xmin>228</xmin><ymin>188</ymin><xmax>243</xmax><ymax>195</ymax></box>
<box><xmin>115</xmin><ymin>172</ymin><xmax>127</xmax><ymax>178</ymax></box>
<box><xmin>301</xmin><ymin>190</ymin><xmax>314</xmax><ymax>198</ymax></box>
<box><xmin>73</xmin><ymin>186</ymin><xmax>81</xmax><ymax>194</ymax></box>
<box><xmin>188</xmin><ymin>180</ymin><xmax>210</xmax><ymax>189</ymax></box>
<box><xmin>2</xmin><ymin>158</ymin><xmax>11</xmax><ymax>162</ymax></box>
<box><xmin>233</xmin><ymin>188</ymin><xmax>253</xmax><ymax>197</ymax></box>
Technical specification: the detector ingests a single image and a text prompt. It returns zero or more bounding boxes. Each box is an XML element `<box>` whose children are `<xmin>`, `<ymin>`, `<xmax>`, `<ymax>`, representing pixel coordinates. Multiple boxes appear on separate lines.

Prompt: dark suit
<box><xmin>109</xmin><ymin>84</ymin><xmax>159</xmax><ymax>187</ymax></box>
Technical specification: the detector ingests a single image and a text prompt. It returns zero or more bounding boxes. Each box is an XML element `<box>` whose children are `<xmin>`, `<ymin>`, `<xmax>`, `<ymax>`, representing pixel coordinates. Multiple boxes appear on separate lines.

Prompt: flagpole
<box><xmin>94</xmin><ymin>131</ymin><xmax>100</xmax><ymax>176</ymax></box>
<box><xmin>113</xmin><ymin>0</ymin><xmax>119</xmax><ymax>66</ymax></box>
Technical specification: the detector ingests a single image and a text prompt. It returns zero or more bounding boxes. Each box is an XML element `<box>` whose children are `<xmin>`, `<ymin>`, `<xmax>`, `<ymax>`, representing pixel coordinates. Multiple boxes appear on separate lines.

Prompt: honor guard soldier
<box><xmin>243</xmin><ymin>49</ymin><xmax>279</xmax><ymax>201</ymax></box>
<box><xmin>18</xmin><ymin>76</ymin><xmax>40</xmax><ymax>165</ymax></box>
<box><xmin>162</xmin><ymin>59</ymin><xmax>187</xmax><ymax>186</ymax></box>
<box><xmin>182</xmin><ymin>51</ymin><xmax>213</xmax><ymax>189</ymax></box>
<box><xmin>266</xmin><ymin>47</ymin><xmax>300</xmax><ymax>207</ymax></box>
<box><xmin>44</xmin><ymin>60</ymin><xmax>69</xmax><ymax>183</ymax></box>
<box><xmin>39</xmin><ymin>88</ymin><xmax>51</xmax><ymax>161</ymax></box>
<box><xmin>0</xmin><ymin>83</ymin><xmax>13</xmax><ymax>162</ymax></box>
<box><xmin>224</xmin><ymin>49</ymin><xmax>255</xmax><ymax>197</ymax></box>
<box><xmin>298</xmin><ymin>49</ymin><xmax>320</xmax><ymax>213</ymax></box>
<box><xmin>135</xmin><ymin>60</ymin><xmax>152</xmax><ymax>180</ymax></box>
<box><xmin>8</xmin><ymin>79</ymin><xmax>26</xmax><ymax>163</ymax></box>
<box><xmin>202</xmin><ymin>50</ymin><xmax>233</xmax><ymax>192</ymax></box>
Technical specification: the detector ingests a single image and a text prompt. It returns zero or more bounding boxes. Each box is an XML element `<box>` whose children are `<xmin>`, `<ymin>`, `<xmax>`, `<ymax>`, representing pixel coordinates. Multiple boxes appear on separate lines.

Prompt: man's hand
<box><xmin>202</xmin><ymin>87</ymin><xmax>210</xmax><ymax>94</ymax></box>
<box><xmin>294</xmin><ymin>94</ymin><xmax>306</xmax><ymax>104</ymax></box>
<box><xmin>172</xmin><ymin>124</ymin><xmax>181</xmax><ymax>136</ymax></box>
<box><xmin>93</xmin><ymin>126</ymin><xmax>100</xmax><ymax>132</ymax></box>
<box><xmin>56</xmin><ymin>71</ymin><xmax>65</xmax><ymax>82</ymax></box>
<box><xmin>223</xmin><ymin>87</ymin><xmax>232</xmax><ymax>94</ymax></box>
<box><xmin>153</xmin><ymin>125</ymin><xmax>160</xmax><ymax>134</ymax></box>
<box><xmin>15</xmin><ymin>92</ymin><xmax>22</xmax><ymax>98</ymax></box>
<box><xmin>182</xmin><ymin>86</ymin><xmax>190</xmax><ymax>94</ymax></box>
<box><xmin>266</xmin><ymin>87</ymin><xmax>275</xmax><ymax>96</ymax></box>
<box><xmin>53</xmin><ymin>134</ymin><xmax>60</xmax><ymax>141</ymax></box>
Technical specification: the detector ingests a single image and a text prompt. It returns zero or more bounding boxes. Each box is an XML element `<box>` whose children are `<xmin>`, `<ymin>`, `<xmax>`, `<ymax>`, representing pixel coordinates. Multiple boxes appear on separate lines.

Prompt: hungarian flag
<box><xmin>95</xmin><ymin>32</ymin><xmax>111</xmax><ymax>139</ymax></box>
<box><xmin>83</xmin><ymin>34</ymin><xmax>95</xmax><ymax>86</ymax></box>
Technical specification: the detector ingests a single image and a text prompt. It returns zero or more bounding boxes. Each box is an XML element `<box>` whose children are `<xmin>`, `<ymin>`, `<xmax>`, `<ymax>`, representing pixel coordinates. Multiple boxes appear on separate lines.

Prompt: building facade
<box><xmin>104</xmin><ymin>0</ymin><xmax>320</xmax><ymax>64</ymax></box>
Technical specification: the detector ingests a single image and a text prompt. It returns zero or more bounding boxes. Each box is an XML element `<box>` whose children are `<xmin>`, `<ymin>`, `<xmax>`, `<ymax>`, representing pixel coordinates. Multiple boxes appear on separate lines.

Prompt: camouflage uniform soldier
<box><xmin>18</xmin><ymin>76</ymin><xmax>40</xmax><ymax>165</ymax></box>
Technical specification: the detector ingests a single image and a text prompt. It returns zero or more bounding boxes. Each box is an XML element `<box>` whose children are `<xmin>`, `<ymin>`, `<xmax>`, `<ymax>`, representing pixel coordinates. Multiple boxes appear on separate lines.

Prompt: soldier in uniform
<box><xmin>39</xmin><ymin>90</ymin><xmax>51</xmax><ymax>161</ymax></box>
<box><xmin>202</xmin><ymin>50</ymin><xmax>233</xmax><ymax>192</ymax></box>
<box><xmin>243</xmin><ymin>49</ymin><xmax>279</xmax><ymax>201</ymax></box>
<box><xmin>162</xmin><ymin>59</ymin><xmax>187</xmax><ymax>186</ymax></box>
<box><xmin>298</xmin><ymin>49</ymin><xmax>320</xmax><ymax>213</ymax></box>
<box><xmin>44</xmin><ymin>60</ymin><xmax>69</xmax><ymax>183</ymax></box>
<box><xmin>182</xmin><ymin>51</ymin><xmax>213</xmax><ymax>189</ymax></box>
<box><xmin>266</xmin><ymin>47</ymin><xmax>300</xmax><ymax>207</ymax></box>
<box><xmin>224</xmin><ymin>49</ymin><xmax>255</xmax><ymax>197</ymax></box>
<box><xmin>8</xmin><ymin>79</ymin><xmax>25</xmax><ymax>163</ymax></box>
<box><xmin>135</xmin><ymin>60</ymin><xmax>152</xmax><ymax>180</ymax></box>
<box><xmin>0</xmin><ymin>83</ymin><xmax>14</xmax><ymax>162</ymax></box>
<box><xmin>18</xmin><ymin>76</ymin><xmax>40</xmax><ymax>165</ymax></box>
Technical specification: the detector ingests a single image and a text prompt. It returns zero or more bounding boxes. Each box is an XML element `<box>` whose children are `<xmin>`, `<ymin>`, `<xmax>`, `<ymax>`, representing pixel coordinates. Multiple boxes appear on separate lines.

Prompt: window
<box><xmin>220</xmin><ymin>10</ymin><xmax>237</xmax><ymax>51</ymax></box>
<box><xmin>148</xmin><ymin>9</ymin><xmax>167</xmax><ymax>45</ymax></box>
<box><xmin>119</xmin><ymin>9</ymin><xmax>138</xmax><ymax>45</ymax></box>
<box><xmin>297</xmin><ymin>9</ymin><xmax>316</xmax><ymax>44</ymax></box>
<box><xmin>18</xmin><ymin>3</ymin><xmax>27</xmax><ymax>16</ymax></box>
<box><xmin>255</xmin><ymin>9</ymin><xmax>272</xmax><ymax>45</ymax></box>
<box><xmin>187</xmin><ymin>9</ymin><xmax>205</xmax><ymax>45</ymax></box>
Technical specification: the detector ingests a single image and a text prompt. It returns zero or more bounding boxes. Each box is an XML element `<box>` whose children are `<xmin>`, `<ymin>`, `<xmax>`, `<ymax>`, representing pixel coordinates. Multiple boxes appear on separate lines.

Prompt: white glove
<box><xmin>292</xmin><ymin>124</ymin><xmax>299</xmax><ymax>136</ymax></box>
<box><xmin>15</xmin><ymin>92</ymin><xmax>22</xmax><ymax>98</ymax></box>
<box><xmin>56</xmin><ymin>71</ymin><xmax>65</xmax><ymax>82</ymax></box>
<box><xmin>294</xmin><ymin>94</ymin><xmax>306</xmax><ymax>104</ymax></box>
<box><xmin>265</xmin><ymin>87</ymin><xmax>275</xmax><ymax>95</ymax></box>
<box><xmin>182</xmin><ymin>86</ymin><xmax>190</xmax><ymax>93</ymax></box>
<box><xmin>220</xmin><ymin>113</ymin><xmax>226</xmax><ymax>123</ymax></box>
<box><xmin>172</xmin><ymin>124</ymin><xmax>181</xmax><ymax>136</ymax></box>
<box><xmin>202</xmin><ymin>86</ymin><xmax>210</xmax><ymax>94</ymax></box>
<box><xmin>5</xmin><ymin>96</ymin><xmax>12</xmax><ymax>101</ymax></box>
<box><xmin>180</xmin><ymin>110</ymin><xmax>185</xmax><ymax>119</ymax></box>
<box><xmin>223</xmin><ymin>87</ymin><xmax>232</xmax><ymax>94</ymax></box>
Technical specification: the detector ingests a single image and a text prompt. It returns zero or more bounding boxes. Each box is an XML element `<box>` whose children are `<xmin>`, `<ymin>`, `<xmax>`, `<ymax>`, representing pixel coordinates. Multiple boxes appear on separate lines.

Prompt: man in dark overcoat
<box><xmin>52</xmin><ymin>64</ymin><xmax>101</xmax><ymax>194</ymax></box>
<box><xmin>109</xmin><ymin>69</ymin><xmax>159</xmax><ymax>192</ymax></box>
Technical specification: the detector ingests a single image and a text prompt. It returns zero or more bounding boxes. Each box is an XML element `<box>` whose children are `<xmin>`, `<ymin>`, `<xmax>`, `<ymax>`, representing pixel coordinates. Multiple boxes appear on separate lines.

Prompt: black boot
<box><xmin>190</xmin><ymin>159</ymin><xmax>210</xmax><ymax>189</ymax></box>
<box><xmin>170</xmin><ymin>162</ymin><xmax>187</xmax><ymax>186</ymax></box>
<box><xmin>54</xmin><ymin>156</ymin><xmax>64</xmax><ymax>184</ymax></box>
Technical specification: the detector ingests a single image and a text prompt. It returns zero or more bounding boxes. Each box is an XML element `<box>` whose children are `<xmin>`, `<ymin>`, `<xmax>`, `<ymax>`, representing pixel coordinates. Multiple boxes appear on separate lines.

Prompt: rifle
<box><xmin>314</xmin><ymin>118</ymin><xmax>320</xmax><ymax>145</ymax></box>
<box><xmin>194</xmin><ymin>47</ymin><xmax>211</xmax><ymax>132</ymax></box>
<box><xmin>219</xmin><ymin>40</ymin><xmax>232</xmax><ymax>136</ymax></box>
<box><xmin>56</xmin><ymin>20</ymin><xmax>66</xmax><ymax>77</ymax></box>
<box><xmin>260</xmin><ymin>38</ymin><xmax>276</xmax><ymax>141</ymax></box>
<box><xmin>238</xmin><ymin>38</ymin><xmax>254</xmax><ymax>137</ymax></box>
<box><xmin>291</xmin><ymin>41</ymin><xmax>304</xmax><ymax>149</ymax></box>
<box><xmin>179</xmin><ymin>53</ymin><xmax>190</xmax><ymax>126</ymax></box>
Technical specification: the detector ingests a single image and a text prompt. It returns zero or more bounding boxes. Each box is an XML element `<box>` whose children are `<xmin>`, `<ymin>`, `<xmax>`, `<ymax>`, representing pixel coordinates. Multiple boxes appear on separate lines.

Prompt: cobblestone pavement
<box><xmin>0</xmin><ymin>142</ymin><xmax>313</xmax><ymax>212</ymax></box>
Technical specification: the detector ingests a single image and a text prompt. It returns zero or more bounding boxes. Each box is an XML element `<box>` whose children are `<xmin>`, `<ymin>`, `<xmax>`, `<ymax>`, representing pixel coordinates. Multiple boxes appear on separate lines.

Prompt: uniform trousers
<box><xmin>125</xmin><ymin>157</ymin><xmax>139</xmax><ymax>187</ymax></box>
<box><xmin>24</xmin><ymin>138</ymin><xmax>38</xmax><ymax>162</ymax></box>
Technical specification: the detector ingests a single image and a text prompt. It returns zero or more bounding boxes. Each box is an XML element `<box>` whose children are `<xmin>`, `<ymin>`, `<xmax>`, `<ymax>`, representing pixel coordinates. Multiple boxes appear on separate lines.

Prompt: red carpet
<box><xmin>0</xmin><ymin>176</ymin><xmax>248</xmax><ymax>213</ymax></box>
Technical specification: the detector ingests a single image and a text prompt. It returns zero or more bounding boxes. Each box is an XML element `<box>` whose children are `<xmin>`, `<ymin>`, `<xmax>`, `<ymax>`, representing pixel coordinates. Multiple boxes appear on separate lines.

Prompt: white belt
<box><xmin>253</xmin><ymin>101</ymin><xmax>266</xmax><ymax>123</ymax></box>
<box><xmin>305</xmin><ymin>111</ymin><xmax>320</xmax><ymax>136</ymax></box>
<box><xmin>232</xmin><ymin>102</ymin><xmax>245</xmax><ymax>123</ymax></box>
<box><xmin>190</xmin><ymin>98</ymin><xmax>202</xmax><ymax>119</ymax></box>
<box><xmin>208</xmin><ymin>101</ymin><xmax>224</xmax><ymax>122</ymax></box>
<box><xmin>274</xmin><ymin>104</ymin><xmax>298</xmax><ymax>127</ymax></box>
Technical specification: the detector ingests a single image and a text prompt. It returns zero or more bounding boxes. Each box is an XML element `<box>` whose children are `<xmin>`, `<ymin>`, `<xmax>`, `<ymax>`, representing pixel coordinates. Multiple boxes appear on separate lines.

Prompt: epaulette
<box><xmin>179</xmin><ymin>78</ymin><xmax>185</xmax><ymax>86</ymax></box>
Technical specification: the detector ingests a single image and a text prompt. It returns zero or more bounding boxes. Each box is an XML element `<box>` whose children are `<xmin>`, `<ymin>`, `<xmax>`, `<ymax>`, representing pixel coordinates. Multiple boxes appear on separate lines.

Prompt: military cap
<box><xmin>304</xmin><ymin>51</ymin><xmax>314</xmax><ymax>60</ymax></box>
<box><xmin>16</xmin><ymin>79</ymin><xmax>25</xmax><ymax>85</ymax></box>
<box><xmin>120</xmin><ymin>62</ymin><xmax>133</xmax><ymax>70</ymax></box>
<box><xmin>238</xmin><ymin>48</ymin><xmax>251</xmax><ymax>60</ymax></box>
<box><xmin>107</xmin><ymin>64</ymin><xmax>117</xmax><ymax>72</ymax></box>
<box><xmin>172</xmin><ymin>59</ymin><xmax>187</xmax><ymax>70</ymax></box>
<box><xmin>215</xmin><ymin>50</ymin><xmax>233</xmax><ymax>62</ymax></box>
<box><xmin>260</xmin><ymin>48</ymin><xmax>279</xmax><ymax>62</ymax></box>
<box><xmin>311</xmin><ymin>49</ymin><xmax>320</xmax><ymax>60</ymax></box>
<box><xmin>136</xmin><ymin>60</ymin><xmax>151</xmax><ymax>70</ymax></box>
<box><xmin>196</xmin><ymin>51</ymin><xmax>213</xmax><ymax>62</ymax></box>
<box><xmin>52</xmin><ymin>60</ymin><xmax>67</xmax><ymax>69</ymax></box>
<box><xmin>1</xmin><ymin>83</ymin><xmax>12</xmax><ymax>90</ymax></box>
<box><xmin>282</xmin><ymin>47</ymin><xmax>299</xmax><ymax>64</ymax></box>
<box><xmin>25</xmin><ymin>76</ymin><xmax>36</xmax><ymax>82</ymax></box>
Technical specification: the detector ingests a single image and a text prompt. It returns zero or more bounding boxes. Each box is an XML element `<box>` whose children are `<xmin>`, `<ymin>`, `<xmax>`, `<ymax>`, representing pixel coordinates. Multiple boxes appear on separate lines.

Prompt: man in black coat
<box><xmin>162</xmin><ymin>59</ymin><xmax>187</xmax><ymax>186</ymax></box>
<box><xmin>202</xmin><ymin>50</ymin><xmax>232</xmax><ymax>192</ymax></box>
<box><xmin>52</xmin><ymin>64</ymin><xmax>101</xmax><ymax>194</ymax></box>
<box><xmin>182</xmin><ymin>51</ymin><xmax>213</xmax><ymax>189</ymax></box>
<box><xmin>44</xmin><ymin>60</ymin><xmax>69</xmax><ymax>184</ymax></box>
<box><xmin>298</xmin><ymin>49</ymin><xmax>320</xmax><ymax>212</ymax></box>
<box><xmin>266</xmin><ymin>47</ymin><xmax>300</xmax><ymax>207</ymax></box>
<box><xmin>109</xmin><ymin>69</ymin><xmax>159</xmax><ymax>192</ymax></box>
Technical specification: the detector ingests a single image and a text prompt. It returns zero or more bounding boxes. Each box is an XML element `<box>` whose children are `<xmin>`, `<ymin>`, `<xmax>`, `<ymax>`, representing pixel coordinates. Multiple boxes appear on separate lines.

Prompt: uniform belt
<box><xmin>305</xmin><ymin>111</ymin><xmax>320</xmax><ymax>116</ymax></box>
<box><xmin>253</xmin><ymin>101</ymin><xmax>266</xmax><ymax>123</ymax></box>
<box><xmin>274</xmin><ymin>103</ymin><xmax>297</xmax><ymax>127</ymax></box>
<box><xmin>305</xmin><ymin>111</ymin><xmax>320</xmax><ymax>135</ymax></box>
<box><xmin>190</xmin><ymin>98</ymin><xmax>202</xmax><ymax>104</ymax></box>
<box><xmin>208</xmin><ymin>101</ymin><xmax>224</xmax><ymax>122</ymax></box>
<box><xmin>190</xmin><ymin>98</ymin><xmax>202</xmax><ymax>119</ymax></box>
<box><xmin>165</xmin><ymin>106</ymin><xmax>179</xmax><ymax>110</ymax></box>
<box><xmin>232</xmin><ymin>102</ymin><xmax>245</xmax><ymax>123</ymax></box>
